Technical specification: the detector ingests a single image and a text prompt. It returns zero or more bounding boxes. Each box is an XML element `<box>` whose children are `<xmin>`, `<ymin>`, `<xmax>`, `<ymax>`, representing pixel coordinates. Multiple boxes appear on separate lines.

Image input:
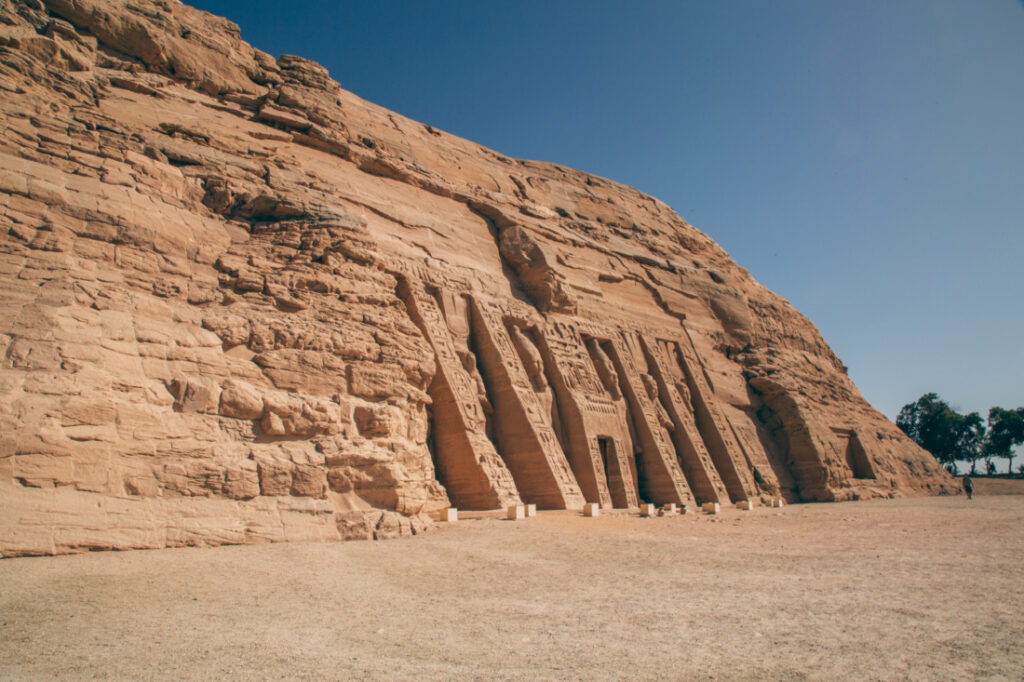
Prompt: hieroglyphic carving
<box><xmin>578</xmin><ymin>329</ymin><xmax>639</xmax><ymax>509</ymax></box>
<box><xmin>544</xmin><ymin>320</ymin><xmax>605</xmax><ymax>396</ymax></box>
<box><xmin>640</xmin><ymin>336</ymin><xmax>730</xmax><ymax>505</ymax></box>
<box><xmin>537</xmin><ymin>319</ymin><xmax>615</xmax><ymax>507</ymax></box>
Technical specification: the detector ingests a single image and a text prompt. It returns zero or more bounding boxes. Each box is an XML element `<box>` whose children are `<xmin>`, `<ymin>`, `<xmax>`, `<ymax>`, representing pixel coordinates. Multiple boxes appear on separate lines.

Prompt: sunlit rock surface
<box><xmin>0</xmin><ymin>0</ymin><xmax>954</xmax><ymax>556</ymax></box>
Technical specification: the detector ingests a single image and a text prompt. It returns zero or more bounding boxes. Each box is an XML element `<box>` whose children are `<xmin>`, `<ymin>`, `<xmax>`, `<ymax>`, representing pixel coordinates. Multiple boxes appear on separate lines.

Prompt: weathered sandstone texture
<box><xmin>0</xmin><ymin>0</ymin><xmax>954</xmax><ymax>556</ymax></box>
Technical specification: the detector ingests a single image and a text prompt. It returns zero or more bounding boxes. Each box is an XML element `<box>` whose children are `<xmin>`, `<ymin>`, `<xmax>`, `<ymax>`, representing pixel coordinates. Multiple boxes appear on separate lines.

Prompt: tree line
<box><xmin>896</xmin><ymin>393</ymin><xmax>1024</xmax><ymax>476</ymax></box>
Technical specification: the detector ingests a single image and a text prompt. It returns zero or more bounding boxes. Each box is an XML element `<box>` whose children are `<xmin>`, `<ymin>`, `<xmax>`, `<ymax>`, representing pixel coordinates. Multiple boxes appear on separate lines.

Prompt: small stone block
<box><xmin>640</xmin><ymin>503</ymin><xmax>657</xmax><ymax>517</ymax></box>
<box><xmin>772</xmin><ymin>498</ymin><xmax>785</xmax><ymax>508</ymax></box>
<box><xmin>736</xmin><ymin>500</ymin><xmax>753</xmax><ymax>511</ymax></box>
<box><xmin>438</xmin><ymin>508</ymin><xmax>458</xmax><ymax>522</ymax></box>
<box><xmin>507</xmin><ymin>505</ymin><xmax>525</xmax><ymax>520</ymax></box>
<box><xmin>702</xmin><ymin>502</ymin><xmax>720</xmax><ymax>514</ymax></box>
<box><xmin>583</xmin><ymin>502</ymin><xmax>600</xmax><ymax>517</ymax></box>
<box><xmin>662</xmin><ymin>503</ymin><xmax>677</xmax><ymax>515</ymax></box>
<box><xmin>525</xmin><ymin>504</ymin><xmax>537</xmax><ymax>517</ymax></box>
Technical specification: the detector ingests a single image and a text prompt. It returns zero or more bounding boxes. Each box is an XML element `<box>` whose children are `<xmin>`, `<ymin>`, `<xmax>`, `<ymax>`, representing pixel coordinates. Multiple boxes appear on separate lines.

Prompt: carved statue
<box><xmin>586</xmin><ymin>338</ymin><xmax>622</xmax><ymax>400</ymax></box>
<box><xmin>458</xmin><ymin>350</ymin><xmax>492</xmax><ymax>415</ymax></box>
<box><xmin>642</xmin><ymin>374</ymin><xmax>674</xmax><ymax>430</ymax></box>
<box><xmin>458</xmin><ymin>349</ymin><xmax>494</xmax><ymax>440</ymax></box>
<box><xmin>509</xmin><ymin>325</ymin><xmax>548</xmax><ymax>392</ymax></box>
<box><xmin>674</xmin><ymin>379</ymin><xmax>692</xmax><ymax>407</ymax></box>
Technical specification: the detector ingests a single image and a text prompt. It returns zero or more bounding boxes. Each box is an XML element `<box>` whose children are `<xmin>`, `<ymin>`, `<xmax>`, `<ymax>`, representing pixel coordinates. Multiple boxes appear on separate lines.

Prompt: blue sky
<box><xmin>190</xmin><ymin>1</ymin><xmax>1023</xmax><ymax>435</ymax></box>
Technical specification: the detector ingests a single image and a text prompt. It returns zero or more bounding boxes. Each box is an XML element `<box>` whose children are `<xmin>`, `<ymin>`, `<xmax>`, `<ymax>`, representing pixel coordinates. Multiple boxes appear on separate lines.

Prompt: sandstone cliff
<box><xmin>0</xmin><ymin>0</ymin><xmax>954</xmax><ymax>556</ymax></box>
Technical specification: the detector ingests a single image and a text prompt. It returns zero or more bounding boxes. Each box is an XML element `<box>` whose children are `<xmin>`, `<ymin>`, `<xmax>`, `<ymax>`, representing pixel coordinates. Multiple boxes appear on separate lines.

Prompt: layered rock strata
<box><xmin>0</xmin><ymin>0</ymin><xmax>954</xmax><ymax>556</ymax></box>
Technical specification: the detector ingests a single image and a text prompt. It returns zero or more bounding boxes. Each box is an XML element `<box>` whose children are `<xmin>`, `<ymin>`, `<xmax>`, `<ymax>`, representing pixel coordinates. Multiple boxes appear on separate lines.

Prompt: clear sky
<box><xmin>189</xmin><ymin>1</ymin><xmax>1023</xmax><ymax>433</ymax></box>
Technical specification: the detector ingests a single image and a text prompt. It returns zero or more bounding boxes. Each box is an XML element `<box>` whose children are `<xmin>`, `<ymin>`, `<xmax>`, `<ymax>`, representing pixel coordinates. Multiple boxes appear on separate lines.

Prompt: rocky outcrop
<box><xmin>0</xmin><ymin>0</ymin><xmax>954</xmax><ymax>556</ymax></box>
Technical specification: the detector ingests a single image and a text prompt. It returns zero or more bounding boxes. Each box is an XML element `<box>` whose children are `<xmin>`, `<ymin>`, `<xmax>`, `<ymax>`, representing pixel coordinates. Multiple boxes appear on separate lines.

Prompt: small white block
<box><xmin>772</xmin><ymin>498</ymin><xmax>785</xmax><ymax>508</ymax></box>
<box><xmin>736</xmin><ymin>500</ymin><xmax>753</xmax><ymax>511</ymax></box>
<box><xmin>583</xmin><ymin>502</ymin><xmax>600</xmax><ymax>517</ymax></box>
<box><xmin>438</xmin><ymin>508</ymin><xmax>458</xmax><ymax>522</ymax></box>
<box><xmin>640</xmin><ymin>503</ymin><xmax>657</xmax><ymax>517</ymax></box>
<box><xmin>702</xmin><ymin>502</ymin><xmax>720</xmax><ymax>514</ymax></box>
<box><xmin>507</xmin><ymin>504</ymin><xmax>525</xmax><ymax>520</ymax></box>
<box><xmin>662</xmin><ymin>503</ymin><xmax>677</xmax><ymax>515</ymax></box>
<box><xmin>525</xmin><ymin>504</ymin><xmax>537</xmax><ymax>517</ymax></box>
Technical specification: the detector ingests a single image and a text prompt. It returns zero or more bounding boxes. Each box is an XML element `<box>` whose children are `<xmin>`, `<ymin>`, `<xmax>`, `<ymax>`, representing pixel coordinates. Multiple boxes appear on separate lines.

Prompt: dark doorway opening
<box><xmin>598</xmin><ymin>437</ymin><xmax>612</xmax><ymax>480</ymax></box>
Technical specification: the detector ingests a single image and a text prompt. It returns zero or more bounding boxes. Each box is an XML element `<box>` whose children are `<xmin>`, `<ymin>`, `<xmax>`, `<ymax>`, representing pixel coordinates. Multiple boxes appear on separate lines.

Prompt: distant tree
<box><xmin>959</xmin><ymin>411</ymin><xmax>987</xmax><ymax>475</ymax></box>
<box><xmin>986</xmin><ymin>407</ymin><xmax>1024</xmax><ymax>475</ymax></box>
<box><xmin>898</xmin><ymin>395</ymin><xmax>1024</xmax><ymax>476</ymax></box>
<box><xmin>896</xmin><ymin>393</ymin><xmax>967</xmax><ymax>473</ymax></box>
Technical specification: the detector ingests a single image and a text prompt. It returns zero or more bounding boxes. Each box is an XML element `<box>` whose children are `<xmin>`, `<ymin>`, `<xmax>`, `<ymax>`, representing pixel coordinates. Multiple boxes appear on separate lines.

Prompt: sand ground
<box><xmin>2</xmin><ymin>483</ymin><xmax>1023</xmax><ymax>680</ymax></box>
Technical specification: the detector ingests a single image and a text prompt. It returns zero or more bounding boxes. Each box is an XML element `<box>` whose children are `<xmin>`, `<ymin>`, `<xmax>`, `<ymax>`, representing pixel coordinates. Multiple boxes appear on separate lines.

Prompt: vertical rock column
<box><xmin>675</xmin><ymin>328</ymin><xmax>758</xmax><ymax>503</ymax></box>
<box><xmin>724</xmin><ymin>413</ymin><xmax>786</xmax><ymax>496</ymax></box>
<box><xmin>603</xmin><ymin>335</ymin><xmax>694</xmax><ymax>507</ymax></box>
<box><xmin>397</xmin><ymin>278</ymin><xmax>521</xmax><ymax>510</ymax></box>
<box><xmin>468</xmin><ymin>301</ymin><xmax>584</xmax><ymax>510</ymax></box>
<box><xmin>640</xmin><ymin>337</ymin><xmax>731</xmax><ymax>505</ymax></box>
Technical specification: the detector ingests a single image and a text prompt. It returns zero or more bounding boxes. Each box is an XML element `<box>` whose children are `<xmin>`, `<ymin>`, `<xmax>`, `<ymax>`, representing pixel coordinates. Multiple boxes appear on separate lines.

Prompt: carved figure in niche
<box><xmin>586</xmin><ymin>338</ymin><xmax>622</xmax><ymax>400</ymax></box>
<box><xmin>673</xmin><ymin>379</ymin><xmax>692</xmax><ymax>408</ymax></box>
<box><xmin>440</xmin><ymin>291</ymin><xmax>470</xmax><ymax>339</ymax></box>
<box><xmin>458</xmin><ymin>350</ymin><xmax>492</xmax><ymax>416</ymax></box>
<box><xmin>509</xmin><ymin>324</ymin><xmax>563</xmax><ymax>441</ymax></box>
<box><xmin>509</xmin><ymin>325</ymin><xmax>548</xmax><ymax>392</ymax></box>
<box><xmin>457</xmin><ymin>348</ymin><xmax>494</xmax><ymax>440</ymax></box>
<box><xmin>642</xmin><ymin>374</ymin><xmax>674</xmax><ymax>431</ymax></box>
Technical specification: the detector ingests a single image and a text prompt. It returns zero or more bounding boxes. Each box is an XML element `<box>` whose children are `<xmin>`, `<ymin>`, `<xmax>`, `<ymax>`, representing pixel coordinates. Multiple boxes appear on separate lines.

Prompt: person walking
<box><xmin>962</xmin><ymin>474</ymin><xmax>973</xmax><ymax>500</ymax></box>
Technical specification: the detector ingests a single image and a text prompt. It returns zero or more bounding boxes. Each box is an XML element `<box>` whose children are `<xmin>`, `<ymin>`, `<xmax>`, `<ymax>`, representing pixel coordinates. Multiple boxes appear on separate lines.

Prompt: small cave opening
<box><xmin>845</xmin><ymin>431</ymin><xmax>876</xmax><ymax>480</ymax></box>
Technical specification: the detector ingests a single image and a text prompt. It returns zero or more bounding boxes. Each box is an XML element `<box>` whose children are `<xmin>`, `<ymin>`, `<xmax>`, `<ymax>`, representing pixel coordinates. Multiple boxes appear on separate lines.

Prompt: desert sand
<box><xmin>2</xmin><ymin>483</ymin><xmax>1022</xmax><ymax>680</ymax></box>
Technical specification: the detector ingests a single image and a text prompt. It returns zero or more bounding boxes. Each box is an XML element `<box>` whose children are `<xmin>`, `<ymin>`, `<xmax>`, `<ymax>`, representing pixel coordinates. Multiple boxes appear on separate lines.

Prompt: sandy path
<box><xmin>2</xmin><ymin>492</ymin><xmax>1023</xmax><ymax>680</ymax></box>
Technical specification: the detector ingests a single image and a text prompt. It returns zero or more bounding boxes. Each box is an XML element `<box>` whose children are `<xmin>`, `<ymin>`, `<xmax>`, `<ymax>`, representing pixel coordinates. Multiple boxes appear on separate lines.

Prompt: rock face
<box><xmin>0</xmin><ymin>0</ymin><xmax>954</xmax><ymax>556</ymax></box>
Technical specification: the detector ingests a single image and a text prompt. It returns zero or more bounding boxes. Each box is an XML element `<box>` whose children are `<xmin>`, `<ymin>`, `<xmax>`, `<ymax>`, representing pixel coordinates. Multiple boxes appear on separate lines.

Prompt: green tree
<box><xmin>896</xmin><ymin>393</ymin><xmax>966</xmax><ymax>473</ymax></box>
<box><xmin>958</xmin><ymin>411</ymin><xmax>986</xmax><ymax>475</ymax></box>
<box><xmin>898</xmin><ymin>395</ymin><xmax>1024</xmax><ymax>475</ymax></box>
<box><xmin>986</xmin><ymin>407</ymin><xmax>1024</xmax><ymax>475</ymax></box>
<box><xmin>896</xmin><ymin>394</ymin><xmax>989</xmax><ymax>474</ymax></box>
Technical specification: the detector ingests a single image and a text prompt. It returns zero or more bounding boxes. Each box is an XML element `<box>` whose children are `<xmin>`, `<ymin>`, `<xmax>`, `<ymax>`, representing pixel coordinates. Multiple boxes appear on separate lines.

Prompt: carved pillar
<box><xmin>675</xmin><ymin>327</ymin><xmax>759</xmax><ymax>502</ymax></box>
<box><xmin>640</xmin><ymin>336</ymin><xmax>730</xmax><ymax>505</ymax></box>
<box><xmin>468</xmin><ymin>300</ymin><xmax>584</xmax><ymax>510</ymax></box>
<box><xmin>603</xmin><ymin>335</ymin><xmax>694</xmax><ymax>506</ymax></box>
<box><xmin>725</xmin><ymin>413</ymin><xmax>784</xmax><ymax>496</ymax></box>
<box><xmin>398</xmin><ymin>277</ymin><xmax>521</xmax><ymax>510</ymax></box>
<box><xmin>536</xmin><ymin>320</ymin><xmax>614</xmax><ymax>508</ymax></box>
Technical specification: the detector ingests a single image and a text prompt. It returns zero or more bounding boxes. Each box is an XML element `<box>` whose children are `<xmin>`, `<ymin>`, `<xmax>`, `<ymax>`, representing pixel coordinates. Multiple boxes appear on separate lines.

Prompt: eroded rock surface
<box><xmin>0</xmin><ymin>0</ymin><xmax>954</xmax><ymax>556</ymax></box>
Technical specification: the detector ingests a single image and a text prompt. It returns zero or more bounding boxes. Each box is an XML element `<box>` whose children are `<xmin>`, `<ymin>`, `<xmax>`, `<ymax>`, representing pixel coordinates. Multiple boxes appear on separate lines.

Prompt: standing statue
<box><xmin>586</xmin><ymin>338</ymin><xmax>622</xmax><ymax>400</ymax></box>
<box><xmin>673</xmin><ymin>379</ymin><xmax>692</xmax><ymax>408</ymax></box>
<box><xmin>642</xmin><ymin>374</ymin><xmax>674</xmax><ymax>430</ymax></box>
<box><xmin>509</xmin><ymin>325</ymin><xmax>565</xmax><ymax>442</ymax></box>
<box><xmin>458</xmin><ymin>349</ymin><xmax>494</xmax><ymax>440</ymax></box>
<box><xmin>509</xmin><ymin>325</ymin><xmax>548</xmax><ymax>392</ymax></box>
